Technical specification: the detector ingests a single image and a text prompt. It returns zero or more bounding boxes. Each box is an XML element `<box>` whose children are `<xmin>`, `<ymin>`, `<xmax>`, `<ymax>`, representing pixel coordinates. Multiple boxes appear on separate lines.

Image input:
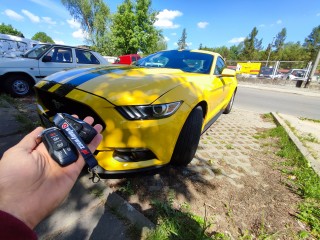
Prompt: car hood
<box><xmin>42</xmin><ymin>65</ymin><xmax>204</xmax><ymax>106</ymax></box>
<box><xmin>0</xmin><ymin>57</ymin><xmax>38</xmax><ymax>66</ymax></box>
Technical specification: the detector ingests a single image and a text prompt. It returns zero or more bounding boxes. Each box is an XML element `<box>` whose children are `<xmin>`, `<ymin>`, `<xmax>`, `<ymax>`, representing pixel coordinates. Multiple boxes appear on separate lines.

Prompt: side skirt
<box><xmin>201</xmin><ymin>109</ymin><xmax>224</xmax><ymax>134</ymax></box>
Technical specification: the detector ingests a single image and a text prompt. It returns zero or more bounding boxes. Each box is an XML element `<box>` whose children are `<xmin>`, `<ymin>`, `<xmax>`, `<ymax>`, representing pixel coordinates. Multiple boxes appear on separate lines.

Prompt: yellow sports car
<box><xmin>34</xmin><ymin>49</ymin><xmax>237</xmax><ymax>175</ymax></box>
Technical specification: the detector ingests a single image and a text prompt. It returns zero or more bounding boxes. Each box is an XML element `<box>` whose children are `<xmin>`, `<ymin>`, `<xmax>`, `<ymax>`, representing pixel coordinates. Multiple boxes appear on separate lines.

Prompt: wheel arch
<box><xmin>195</xmin><ymin>100</ymin><xmax>207</xmax><ymax>120</ymax></box>
<box><xmin>2</xmin><ymin>72</ymin><xmax>36</xmax><ymax>85</ymax></box>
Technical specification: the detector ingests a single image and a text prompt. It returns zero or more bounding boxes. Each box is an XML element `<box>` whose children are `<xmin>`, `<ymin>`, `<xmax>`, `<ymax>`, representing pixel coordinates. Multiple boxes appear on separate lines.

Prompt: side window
<box><xmin>76</xmin><ymin>49</ymin><xmax>100</xmax><ymax>64</ymax></box>
<box><xmin>132</xmin><ymin>56</ymin><xmax>136</xmax><ymax>62</ymax></box>
<box><xmin>214</xmin><ymin>57</ymin><xmax>226</xmax><ymax>75</ymax></box>
<box><xmin>46</xmin><ymin>47</ymin><xmax>72</xmax><ymax>63</ymax></box>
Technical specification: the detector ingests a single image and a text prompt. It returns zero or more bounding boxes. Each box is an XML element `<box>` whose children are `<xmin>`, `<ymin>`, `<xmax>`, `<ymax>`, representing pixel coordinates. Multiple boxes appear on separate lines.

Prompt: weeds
<box><xmin>118</xmin><ymin>181</ymin><xmax>135</xmax><ymax>196</ymax></box>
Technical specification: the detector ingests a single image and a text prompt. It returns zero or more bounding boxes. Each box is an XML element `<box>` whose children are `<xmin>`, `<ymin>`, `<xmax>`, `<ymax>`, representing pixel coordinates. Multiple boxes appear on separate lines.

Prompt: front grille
<box><xmin>36</xmin><ymin>88</ymin><xmax>106</xmax><ymax>129</ymax></box>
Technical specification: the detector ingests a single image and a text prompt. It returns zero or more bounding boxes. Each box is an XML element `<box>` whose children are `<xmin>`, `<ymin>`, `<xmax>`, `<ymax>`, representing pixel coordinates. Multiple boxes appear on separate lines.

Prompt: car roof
<box><xmin>157</xmin><ymin>49</ymin><xmax>221</xmax><ymax>58</ymax></box>
<box><xmin>39</xmin><ymin>43</ymin><xmax>93</xmax><ymax>51</ymax></box>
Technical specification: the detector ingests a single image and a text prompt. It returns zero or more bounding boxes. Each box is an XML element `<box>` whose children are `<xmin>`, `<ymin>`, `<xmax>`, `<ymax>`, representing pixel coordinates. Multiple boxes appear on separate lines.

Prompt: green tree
<box><xmin>282</xmin><ymin>42</ymin><xmax>308</xmax><ymax>68</ymax></box>
<box><xmin>0</xmin><ymin>23</ymin><xmax>24</xmax><ymax>37</ymax></box>
<box><xmin>177</xmin><ymin>28</ymin><xmax>187</xmax><ymax>50</ymax></box>
<box><xmin>61</xmin><ymin>0</ymin><xmax>110</xmax><ymax>46</ymax></box>
<box><xmin>304</xmin><ymin>25</ymin><xmax>320</xmax><ymax>62</ymax></box>
<box><xmin>110</xmin><ymin>0</ymin><xmax>161</xmax><ymax>55</ymax></box>
<box><xmin>229</xmin><ymin>44</ymin><xmax>243</xmax><ymax>61</ymax></box>
<box><xmin>153</xmin><ymin>36</ymin><xmax>167</xmax><ymax>52</ymax></box>
<box><xmin>32</xmin><ymin>32</ymin><xmax>54</xmax><ymax>43</ymax></box>
<box><xmin>274</xmin><ymin>28</ymin><xmax>287</xmax><ymax>52</ymax></box>
<box><xmin>241</xmin><ymin>27</ymin><xmax>263</xmax><ymax>60</ymax></box>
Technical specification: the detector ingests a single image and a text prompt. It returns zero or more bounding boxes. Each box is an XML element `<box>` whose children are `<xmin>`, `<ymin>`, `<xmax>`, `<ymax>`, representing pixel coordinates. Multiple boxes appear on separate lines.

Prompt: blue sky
<box><xmin>1</xmin><ymin>0</ymin><xmax>319</xmax><ymax>52</ymax></box>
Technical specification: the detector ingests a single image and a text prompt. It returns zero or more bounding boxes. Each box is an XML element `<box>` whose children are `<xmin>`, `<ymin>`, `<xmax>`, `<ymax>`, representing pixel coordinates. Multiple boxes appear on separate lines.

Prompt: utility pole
<box><xmin>266</xmin><ymin>37</ymin><xmax>275</xmax><ymax>67</ymax></box>
<box><xmin>304</xmin><ymin>49</ymin><xmax>320</xmax><ymax>88</ymax></box>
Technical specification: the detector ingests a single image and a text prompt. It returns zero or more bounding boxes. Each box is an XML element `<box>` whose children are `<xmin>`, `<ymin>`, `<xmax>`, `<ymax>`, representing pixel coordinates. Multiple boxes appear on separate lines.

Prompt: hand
<box><xmin>0</xmin><ymin>116</ymin><xmax>103</xmax><ymax>229</ymax></box>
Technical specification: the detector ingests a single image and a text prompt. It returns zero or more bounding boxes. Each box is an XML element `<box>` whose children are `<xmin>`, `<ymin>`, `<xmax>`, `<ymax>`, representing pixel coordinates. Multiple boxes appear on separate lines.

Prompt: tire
<box><xmin>223</xmin><ymin>91</ymin><xmax>236</xmax><ymax>114</ymax></box>
<box><xmin>4</xmin><ymin>75</ymin><xmax>33</xmax><ymax>97</ymax></box>
<box><xmin>170</xmin><ymin>106</ymin><xmax>203</xmax><ymax>166</ymax></box>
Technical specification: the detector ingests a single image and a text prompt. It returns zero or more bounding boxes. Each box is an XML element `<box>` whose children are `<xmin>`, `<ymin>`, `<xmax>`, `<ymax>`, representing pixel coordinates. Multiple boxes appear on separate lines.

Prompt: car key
<box><xmin>41</xmin><ymin>127</ymin><xmax>78</xmax><ymax>166</ymax></box>
<box><xmin>61</xmin><ymin>113</ymin><xmax>98</xmax><ymax>144</ymax></box>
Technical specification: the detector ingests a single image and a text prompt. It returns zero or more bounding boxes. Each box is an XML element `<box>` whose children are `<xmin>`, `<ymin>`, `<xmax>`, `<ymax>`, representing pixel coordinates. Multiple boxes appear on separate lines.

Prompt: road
<box><xmin>234</xmin><ymin>86</ymin><xmax>320</xmax><ymax>119</ymax></box>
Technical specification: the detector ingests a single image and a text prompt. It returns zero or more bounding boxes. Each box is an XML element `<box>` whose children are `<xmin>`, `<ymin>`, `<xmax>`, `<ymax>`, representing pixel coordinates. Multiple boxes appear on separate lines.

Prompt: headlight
<box><xmin>116</xmin><ymin>101</ymin><xmax>182</xmax><ymax>120</ymax></box>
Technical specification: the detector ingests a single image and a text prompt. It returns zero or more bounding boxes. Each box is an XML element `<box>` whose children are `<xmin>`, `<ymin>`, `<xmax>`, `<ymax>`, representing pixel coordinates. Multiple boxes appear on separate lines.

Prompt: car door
<box><xmin>39</xmin><ymin>47</ymin><xmax>76</xmax><ymax>77</ymax></box>
<box><xmin>216</xmin><ymin>57</ymin><xmax>233</xmax><ymax>103</ymax></box>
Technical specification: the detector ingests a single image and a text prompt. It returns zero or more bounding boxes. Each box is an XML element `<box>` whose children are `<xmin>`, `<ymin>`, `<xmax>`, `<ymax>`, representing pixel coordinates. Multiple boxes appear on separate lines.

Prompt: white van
<box><xmin>0</xmin><ymin>33</ymin><xmax>39</xmax><ymax>58</ymax></box>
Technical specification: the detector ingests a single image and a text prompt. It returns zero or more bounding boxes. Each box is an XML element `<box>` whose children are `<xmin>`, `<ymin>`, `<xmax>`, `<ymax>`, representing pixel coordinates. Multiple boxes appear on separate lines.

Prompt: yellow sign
<box><xmin>236</xmin><ymin>62</ymin><xmax>261</xmax><ymax>75</ymax></box>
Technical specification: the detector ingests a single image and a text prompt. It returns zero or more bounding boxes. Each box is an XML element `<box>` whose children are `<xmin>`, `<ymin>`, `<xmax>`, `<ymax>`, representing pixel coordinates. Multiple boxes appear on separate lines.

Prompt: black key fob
<box><xmin>61</xmin><ymin>113</ymin><xmax>98</xmax><ymax>144</ymax></box>
<box><xmin>41</xmin><ymin>127</ymin><xmax>78</xmax><ymax>166</ymax></box>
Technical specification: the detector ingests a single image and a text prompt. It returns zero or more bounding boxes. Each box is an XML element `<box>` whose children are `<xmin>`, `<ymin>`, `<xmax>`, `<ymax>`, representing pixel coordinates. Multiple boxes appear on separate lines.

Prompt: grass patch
<box><xmin>258</xmin><ymin>126</ymin><xmax>320</xmax><ymax>238</ymax></box>
<box><xmin>0</xmin><ymin>94</ymin><xmax>17</xmax><ymax>107</ymax></box>
<box><xmin>299</xmin><ymin>117</ymin><xmax>320</xmax><ymax>124</ymax></box>
<box><xmin>146</xmin><ymin>192</ymin><xmax>213</xmax><ymax>240</ymax></box>
<box><xmin>118</xmin><ymin>181</ymin><xmax>135</xmax><ymax>196</ymax></box>
<box><xmin>300</xmin><ymin>133</ymin><xmax>319</xmax><ymax>144</ymax></box>
<box><xmin>225</xmin><ymin>144</ymin><xmax>234</xmax><ymax>150</ymax></box>
<box><xmin>15</xmin><ymin>113</ymin><xmax>39</xmax><ymax>132</ymax></box>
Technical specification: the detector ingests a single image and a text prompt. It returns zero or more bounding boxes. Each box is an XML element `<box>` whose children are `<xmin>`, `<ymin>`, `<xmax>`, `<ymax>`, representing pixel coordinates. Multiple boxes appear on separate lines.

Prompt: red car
<box><xmin>114</xmin><ymin>54</ymin><xmax>141</xmax><ymax>65</ymax></box>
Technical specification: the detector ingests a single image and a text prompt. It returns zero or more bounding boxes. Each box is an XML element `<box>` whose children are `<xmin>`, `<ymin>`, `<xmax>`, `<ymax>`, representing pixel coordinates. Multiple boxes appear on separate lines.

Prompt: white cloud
<box><xmin>154</xmin><ymin>9</ymin><xmax>182</xmax><ymax>29</ymax></box>
<box><xmin>21</xmin><ymin>9</ymin><xmax>40</xmax><ymax>23</ymax></box>
<box><xmin>42</xmin><ymin>17</ymin><xmax>56</xmax><ymax>25</ymax></box>
<box><xmin>4</xmin><ymin>9</ymin><xmax>24</xmax><ymax>21</ymax></box>
<box><xmin>67</xmin><ymin>19</ymin><xmax>81</xmax><ymax>29</ymax></box>
<box><xmin>197</xmin><ymin>22</ymin><xmax>209</xmax><ymax>29</ymax></box>
<box><xmin>54</xmin><ymin>39</ymin><xmax>65</xmax><ymax>45</ymax></box>
<box><xmin>258</xmin><ymin>24</ymin><xmax>265</xmax><ymax>28</ymax></box>
<box><xmin>164</xmin><ymin>36</ymin><xmax>170</xmax><ymax>42</ymax></box>
<box><xmin>228</xmin><ymin>37</ymin><xmax>245</xmax><ymax>44</ymax></box>
<box><xmin>276</xmin><ymin>19</ymin><xmax>282</xmax><ymax>24</ymax></box>
<box><xmin>317</xmin><ymin>13</ymin><xmax>320</xmax><ymax>16</ymax></box>
<box><xmin>171</xmin><ymin>32</ymin><xmax>177</xmax><ymax>36</ymax></box>
<box><xmin>72</xmin><ymin>29</ymin><xmax>87</xmax><ymax>39</ymax></box>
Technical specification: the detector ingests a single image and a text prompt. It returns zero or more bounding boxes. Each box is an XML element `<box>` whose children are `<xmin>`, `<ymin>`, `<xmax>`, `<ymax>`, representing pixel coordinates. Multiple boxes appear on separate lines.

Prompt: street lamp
<box><xmin>266</xmin><ymin>37</ymin><xmax>275</xmax><ymax>67</ymax></box>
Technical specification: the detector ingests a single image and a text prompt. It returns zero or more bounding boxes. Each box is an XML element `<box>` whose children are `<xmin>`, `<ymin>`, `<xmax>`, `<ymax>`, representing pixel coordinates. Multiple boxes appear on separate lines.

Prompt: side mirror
<box><xmin>221</xmin><ymin>68</ymin><xmax>236</xmax><ymax>77</ymax></box>
<box><xmin>42</xmin><ymin>55</ymin><xmax>52</xmax><ymax>62</ymax></box>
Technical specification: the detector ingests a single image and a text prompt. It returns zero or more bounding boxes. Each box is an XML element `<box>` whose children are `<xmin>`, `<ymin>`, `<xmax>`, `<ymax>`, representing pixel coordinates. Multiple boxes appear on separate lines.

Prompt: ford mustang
<box><xmin>34</xmin><ymin>49</ymin><xmax>237</xmax><ymax>175</ymax></box>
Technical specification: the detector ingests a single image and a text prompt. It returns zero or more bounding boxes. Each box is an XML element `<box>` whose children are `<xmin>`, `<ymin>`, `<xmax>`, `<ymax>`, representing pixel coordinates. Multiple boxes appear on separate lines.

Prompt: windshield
<box><xmin>23</xmin><ymin>44</ymin><xmax>52</xmax><ymax>59</ymax></box>
<box><xmin>136</xmin><ymin>50</ymin><xmax>214</xmax><ymax>74</ymax></box>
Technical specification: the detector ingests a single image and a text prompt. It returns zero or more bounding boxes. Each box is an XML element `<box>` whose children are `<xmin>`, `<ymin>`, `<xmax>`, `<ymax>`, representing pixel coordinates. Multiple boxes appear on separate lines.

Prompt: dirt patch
<box><xmin>105</xmin><ymin>110</ymin><xmax>309</xmax><ymax>238</ymax></box>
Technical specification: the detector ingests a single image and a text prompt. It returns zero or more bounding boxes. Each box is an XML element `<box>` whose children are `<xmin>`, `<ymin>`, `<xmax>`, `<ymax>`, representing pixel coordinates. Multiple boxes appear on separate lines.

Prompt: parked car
<box><xmin>257</xmin><ymin>66</ymin><xmax>282</xmax><ymax>79</ymax></box>
<box><xmin>34</xmin><ymin>49</ymin><xmax>237</xmax><ymax>175</ymax></box>
<box><xmin>114</xmin><ymin>54</ymin><xmax>141</xmax><ymax>64</ymax></box>
<box><xmin>282</xmin><ymin>69</ymin><xmax>307</xmax><ymax>80</ymax></box>
<box><xmin>0</xmin><ymin>44</ymin><xmax>108</xmax><ymax>97</ymax></box>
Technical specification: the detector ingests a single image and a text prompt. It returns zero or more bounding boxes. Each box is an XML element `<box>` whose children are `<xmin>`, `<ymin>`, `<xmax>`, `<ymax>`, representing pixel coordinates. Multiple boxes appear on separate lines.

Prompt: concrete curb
<box><xmin>96</xmin><ymin>179</ymin><xmax>155</xmax><ymax>233</ymax></box>
<box><xmin>271</xmin><ymin>112</ymin><xmax>320</xmax><ymax>176</ymax></box>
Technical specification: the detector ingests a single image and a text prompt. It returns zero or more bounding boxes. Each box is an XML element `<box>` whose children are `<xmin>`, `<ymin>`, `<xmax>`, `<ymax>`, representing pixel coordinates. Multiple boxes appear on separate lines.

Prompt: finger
<box><xmin>88</xmin><ymin>124</ymin><xmax>103</xmax><ymax>152</ymax></box>
<box><xmin>83</xmin><ymin>116</ymin><xmax>94</xmax><ymax>125</ymax></box>
<box><xmin>16</xmin><ymin>127</ymin><xmax>44</xmax><ymax>151</ymax></box>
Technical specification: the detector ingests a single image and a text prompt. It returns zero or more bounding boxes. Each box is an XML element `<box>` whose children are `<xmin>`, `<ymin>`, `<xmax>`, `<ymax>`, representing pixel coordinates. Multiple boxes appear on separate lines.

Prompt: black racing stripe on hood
<box><xmin>40</xmin><ymin>67</ymin><xmax>97</xmax><ymax>90</ymax></box>
<box><xmin>53</xmin><ymin>67</ymin><xmax>128</xmax><ymax>97</ymax></box>
<box><xmin>40</xmin><ymin>81</ymin><xmax>57</xmax><ymax>90</ymax></box>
